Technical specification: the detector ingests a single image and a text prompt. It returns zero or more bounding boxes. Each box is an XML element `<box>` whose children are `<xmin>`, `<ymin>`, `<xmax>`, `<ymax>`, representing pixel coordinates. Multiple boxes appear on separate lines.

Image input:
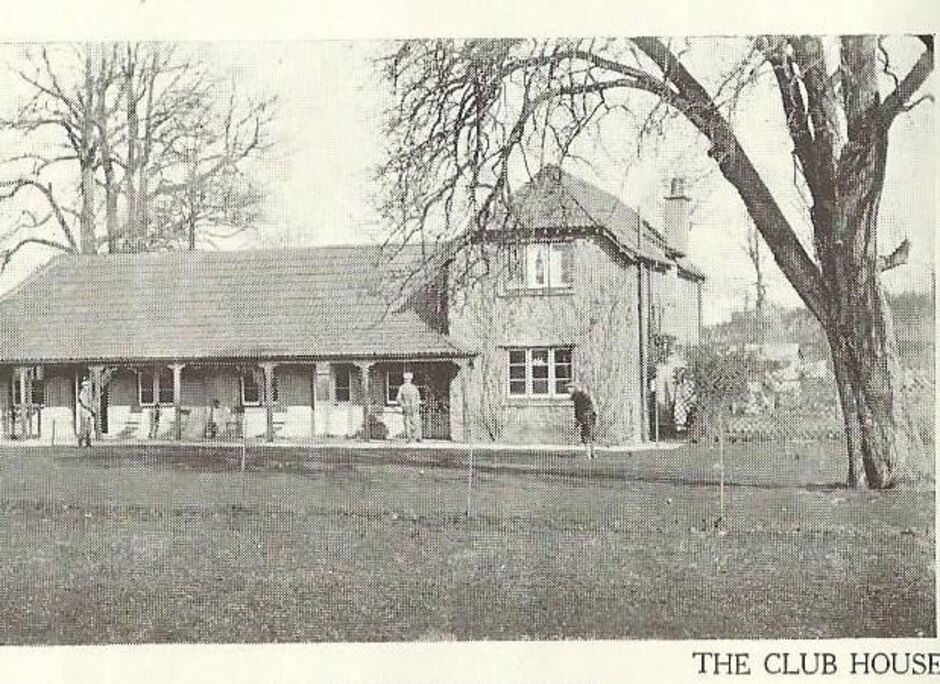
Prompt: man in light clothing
<box><xmin>396</xmin><ymin>371</ymin><xmax>422</xmax><ymax>442</ymax></box>
<box><xmin>77</xmin><ymin>377</ymin><xmax>95</xmax><ymax>448</ymax></box>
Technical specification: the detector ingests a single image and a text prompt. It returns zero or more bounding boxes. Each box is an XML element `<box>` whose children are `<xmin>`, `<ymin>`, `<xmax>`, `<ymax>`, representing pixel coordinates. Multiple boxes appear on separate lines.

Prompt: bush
<box><xmin>359</xmin><ymin>413</ymin><xmax>389</xmax><ymax>440</ymax></box>
<box><xmin>686</xmin><ymin>346</ymin><xmax>758</xmax><ymax>441</ymax></box>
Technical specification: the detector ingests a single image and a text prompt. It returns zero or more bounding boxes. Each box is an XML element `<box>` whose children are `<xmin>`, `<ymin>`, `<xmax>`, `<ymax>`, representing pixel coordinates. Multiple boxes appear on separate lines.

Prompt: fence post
<box><xmin>462</xmin><ymin>360</ymin><xmax>474</xmax><ymax>518</ymax></box>
<box><xmin>718</xmin><ymin>408</ymin><xmax>726</xmax><ymax>526</ymax></box>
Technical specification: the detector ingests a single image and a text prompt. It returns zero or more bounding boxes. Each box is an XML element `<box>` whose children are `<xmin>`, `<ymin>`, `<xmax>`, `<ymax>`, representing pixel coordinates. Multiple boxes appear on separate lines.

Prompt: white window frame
<box><xmin>505</xmin><ymin>241</ymin><xmax>575</xmax><ymax>292</ymax></box>
<box><xmin>157</xmin><ymin>367</ymin><xmax>174</xmax><ymax>405</ymax></box>
<box><xmin>12</xmin><ymin>366</ymin><xmax>44</xmax><ymax>406</ymax></box>
<box><xmin>386</xmin><ymin>365</ymin><xmax>428</xmax><ymax>406</ymax></box>
<box><xmin>137</xmin><ymin>367</ymin><xmax>174</xmax><ymax>406</ymax></box>
<box><xmin>334</xmin><ymin>365</ymin><xmax>351</xmax><ymax>403</ymax></box>
<box><xmin>506</xmin><ymin>347</ymin><xmax>574</xmax><ymax>398</ymax></box>
<box><xmin>240</xmin><ymin>370</ymin><xmax>262</xmax><ymax>406</ymax></box>
<box><xmin>137</xmin><ymin>369</ymin><xmax>157</xmax><ymax>406</ymax></box>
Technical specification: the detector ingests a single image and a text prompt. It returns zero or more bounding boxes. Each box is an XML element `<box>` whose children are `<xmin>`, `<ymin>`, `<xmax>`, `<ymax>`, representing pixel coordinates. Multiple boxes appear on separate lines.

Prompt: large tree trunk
<box><xmin>827</xmin><ymin>294</ymin><xmax>907</xmax><ymax>489</ymax></box>
<box><xmin>821</xmin><ymin>106</ymin><xmax>915</xmax><ymax>488</ymax></box>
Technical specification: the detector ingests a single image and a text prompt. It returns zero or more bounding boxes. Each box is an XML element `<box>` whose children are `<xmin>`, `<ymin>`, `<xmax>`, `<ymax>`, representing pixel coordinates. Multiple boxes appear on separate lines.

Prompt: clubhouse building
<box><xmin>0</xmin><ymin>166</ymin><xmax>704</xmax><ymax>446</ymax></box>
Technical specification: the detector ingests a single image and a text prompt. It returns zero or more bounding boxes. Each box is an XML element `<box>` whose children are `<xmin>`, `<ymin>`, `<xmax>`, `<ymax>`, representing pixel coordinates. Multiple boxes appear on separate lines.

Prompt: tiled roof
<box><xmin>0</xmin><ymin>246</ymin><xmax>473</xmax><ymax>364</ymax></box>
<box><xmin>676</xmin><ymin>256</ymin><xmax>706</xmax><ymax>281</ymax></box>
<box><xmin>508</xmin><ymin>165</ymin><xmax>705</xmax><ymax>273</ymax></box>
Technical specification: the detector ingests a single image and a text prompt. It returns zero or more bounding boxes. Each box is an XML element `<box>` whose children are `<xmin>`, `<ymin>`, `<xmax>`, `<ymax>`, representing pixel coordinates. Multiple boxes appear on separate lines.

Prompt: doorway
<box><xmin>99</xmin><ymin>384</ymin><xmax>109</xmax><ymax>434</ymax></box>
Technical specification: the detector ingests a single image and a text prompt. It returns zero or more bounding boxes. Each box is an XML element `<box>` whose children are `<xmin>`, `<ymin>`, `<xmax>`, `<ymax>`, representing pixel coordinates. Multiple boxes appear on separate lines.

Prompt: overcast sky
<box><xmin>0</xmin><ymin>39</ymin><xmax>933</xmax><ymax>325</ymax></box>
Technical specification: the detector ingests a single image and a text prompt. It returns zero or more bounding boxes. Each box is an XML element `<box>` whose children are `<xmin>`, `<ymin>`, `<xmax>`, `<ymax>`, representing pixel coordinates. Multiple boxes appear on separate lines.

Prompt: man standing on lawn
<box><xmin>567</xmin><ymin>382</ymin><xmax>596</xmax><ymax>459</ymax></box>
<box><xmin>77</xmin><ymin>377</ymin><xmax>95</xmax><ymax>448</ymax></box>
<box><xmin>396</xmin><ymin>371</ymin><xmax>422</xmax><ymax>442</ymax></box>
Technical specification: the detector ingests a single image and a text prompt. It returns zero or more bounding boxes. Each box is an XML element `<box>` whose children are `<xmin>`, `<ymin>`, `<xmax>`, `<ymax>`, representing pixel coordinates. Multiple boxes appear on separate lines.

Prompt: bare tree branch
<box><xmin>878</xmin><ymin>238</ymin><xmax>911</xmax><ymax>272</ymax></box>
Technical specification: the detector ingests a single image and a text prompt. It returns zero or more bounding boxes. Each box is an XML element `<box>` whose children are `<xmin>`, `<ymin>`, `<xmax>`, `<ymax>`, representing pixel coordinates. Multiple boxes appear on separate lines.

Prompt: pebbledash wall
<box><xmin>448</xmin><ymin>237</ymin><xmax>644</xmax><ymax>446</ymax></box>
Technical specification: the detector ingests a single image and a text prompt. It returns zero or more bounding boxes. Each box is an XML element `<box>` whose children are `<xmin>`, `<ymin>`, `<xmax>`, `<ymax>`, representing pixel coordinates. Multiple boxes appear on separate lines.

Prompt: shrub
<box><xmin>686</xmin><ymin>346</ymin><xmax>758</xmax><ymax>441</ymax></box>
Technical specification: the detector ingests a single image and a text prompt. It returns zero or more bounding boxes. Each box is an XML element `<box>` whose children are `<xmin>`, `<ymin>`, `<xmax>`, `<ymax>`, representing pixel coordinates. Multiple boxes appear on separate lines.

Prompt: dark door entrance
<box><xmin>417</xmin><ymin>365</ymin><xmax>452</xmax><ymax>440</ymax></box>
<box><xmin>99</xmin><ymin>385</ymin><xmax>109</xmax><ymax>434</ymax></box>
<box><xmin>420</xmin><ymin>394</ymin><xmax>450</xmax><ymax>440</ymax></box>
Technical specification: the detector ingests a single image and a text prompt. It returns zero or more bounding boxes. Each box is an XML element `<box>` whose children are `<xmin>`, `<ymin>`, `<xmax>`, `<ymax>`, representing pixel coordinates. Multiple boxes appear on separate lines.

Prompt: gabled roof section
<box><xmin>676</xmin><ymin>256</ymin><xmax>706</xmax><ymax>281</ymax></box>
<box><xmin>506</xmin><ymin>165</ymin><xmax>692</xmax><ymax>270</ymax></box>
<box><xmin>0</xmin><ymin>246</ymin><xmax>473</xmax><ymax>364</ymax></box>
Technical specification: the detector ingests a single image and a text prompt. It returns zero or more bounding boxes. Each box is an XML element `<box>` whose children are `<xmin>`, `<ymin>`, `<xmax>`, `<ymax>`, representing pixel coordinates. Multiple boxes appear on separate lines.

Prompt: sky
<box><xmin>0</xmin><ymin>38</ymin><xmax>934</xmax><ymax>325</ymax></box>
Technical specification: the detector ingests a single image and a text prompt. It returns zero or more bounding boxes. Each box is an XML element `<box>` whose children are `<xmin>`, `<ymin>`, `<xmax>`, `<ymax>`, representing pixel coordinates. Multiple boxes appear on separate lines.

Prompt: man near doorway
<box><xmin>396</xmin><ymin>371</ymin><xmax>422</xmax><ymax>442</ymax></box>
<box><xmin>148</xmin><ymin>400</ymin><xmax>161</xmax><ymax>439</ymax></box>
<box><xmin>566</xmin><ymin>381</ymin><xmax>596</xmax><ymax>459</ymax></box>
<box><xmin>77</xmin><ymin>377</ymin><xmax>95</xmax><ymax>448</ymax></box>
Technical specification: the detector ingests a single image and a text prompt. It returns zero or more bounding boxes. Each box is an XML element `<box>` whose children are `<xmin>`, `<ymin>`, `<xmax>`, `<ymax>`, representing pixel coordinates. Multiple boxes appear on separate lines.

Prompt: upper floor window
<box><xmin>505</xmin><ymin>241</ymin><xmax>574</xmax><ymax>291</ymax></box>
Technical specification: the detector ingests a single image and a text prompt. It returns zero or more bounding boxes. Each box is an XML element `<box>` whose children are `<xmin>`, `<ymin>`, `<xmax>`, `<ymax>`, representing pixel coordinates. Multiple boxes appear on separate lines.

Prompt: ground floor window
<box><xmin>240</xmin><ymin>368</ymin><xmax>278</xmax><ymax>406</ymax></box>
<box><xmin>158</xmin><ymin>368</ymin><xmax>174</xmax><ymax>405</ymax></box>
<box><xmin>507</xmin><ymin>347</ymin><xmax>573</xmax><ymax>397</ymax></box>
<box><xmin>138</xmin><ymin>370</ymin><xmax>155</xmax><ymax>405</ymax></box>
<box><xmin>138</xmin><ymin>367</ymin><xmax>176</xmax><ymax>405</ymax></box>
<box><xmin>11</xmin><ymin>367</ymin><xmax>44</xmax><ymax>406</ymax></box>
<box><xmin>386</xmin><ymin>366</ymin><xmax>429</xmax><ymax>405</ymax></box>
<box><xmin>334</xmin><ymin>366</ymin><xmax>351</xmax><ymax>402</ymax></box>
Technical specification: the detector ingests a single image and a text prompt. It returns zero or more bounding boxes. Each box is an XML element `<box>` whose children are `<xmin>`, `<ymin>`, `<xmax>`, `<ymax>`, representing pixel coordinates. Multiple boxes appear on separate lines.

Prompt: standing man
<box><xmin>567</xmin><ymin>381</ymin><xmax>596</xmax><ymax>459</ymax></box>
<box><xmin>673</xmin><ymin>368</ymin><xmax>696</xmax><ymax>436</ymax></box>
<box><xmin>148</xmin><ymin>400</ymin><xmax>161</xmax><ymax>439</ymax></box>
<box><xmin>396</xmin><ymin>371</ymin><xmax>422</xmax><ymax>442</ymax></box>
<box><xmin>77</xmin><ymin>377</ymin><xmax>95</xmax><ymax>448</ymax></box>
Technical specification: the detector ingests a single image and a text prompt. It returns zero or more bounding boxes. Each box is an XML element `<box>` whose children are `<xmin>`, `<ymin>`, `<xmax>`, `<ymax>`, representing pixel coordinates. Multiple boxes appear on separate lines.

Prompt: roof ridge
<box><xmin>0</xmin><ymin>252</ymin><xmax>68</xmax><ymax>306</ymax></box>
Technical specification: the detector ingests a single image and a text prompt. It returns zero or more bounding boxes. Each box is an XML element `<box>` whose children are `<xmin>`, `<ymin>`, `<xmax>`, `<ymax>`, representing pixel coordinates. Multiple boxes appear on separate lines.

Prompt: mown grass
<box><xmin>0</xmin><ymin>441</ymin><xmax>933</xmax><ymax>643</ymax></box>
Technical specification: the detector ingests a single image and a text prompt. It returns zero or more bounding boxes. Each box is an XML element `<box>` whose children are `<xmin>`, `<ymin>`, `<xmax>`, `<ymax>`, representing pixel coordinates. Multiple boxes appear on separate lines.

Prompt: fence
<box><xmin>687</xmin><ymin>364</ymin><xmax>934</xmax><ymax>449</ymax></box>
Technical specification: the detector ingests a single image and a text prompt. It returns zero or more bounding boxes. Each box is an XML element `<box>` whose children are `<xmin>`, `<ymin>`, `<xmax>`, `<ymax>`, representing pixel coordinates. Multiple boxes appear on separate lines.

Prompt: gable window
<box><xmin>506</xmin><ymin>347</ymin><xmax>573</xmax><ymax>397</ymax></box>
<box><xmin>334</xmin><ymin>366</ymin><xmax>351</xmax><ymax>402</ymax></box>
<box><xmin>240</xmin><ymin>369</ymin><xmax>276</xmax><ymax>406</ymax></box>
<box><xmin>506</xmin><ymin>242</ymin><xmax>574</xmax><ymax>291</ymax></box>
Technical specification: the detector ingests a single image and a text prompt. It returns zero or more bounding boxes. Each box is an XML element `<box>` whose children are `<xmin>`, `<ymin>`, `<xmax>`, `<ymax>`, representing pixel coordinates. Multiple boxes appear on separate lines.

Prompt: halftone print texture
<box><xmin>0</xmin><ymin>37</ymin><xmax>934</xmax><ymax>643</ymax></box>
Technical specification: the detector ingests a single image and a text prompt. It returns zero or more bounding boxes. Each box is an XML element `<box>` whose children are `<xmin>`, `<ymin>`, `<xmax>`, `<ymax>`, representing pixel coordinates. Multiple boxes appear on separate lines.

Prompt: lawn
<box><xmin>0</xmin><ymin>441</ymin><xmax>934</xmax><ymax>643</ymax></box>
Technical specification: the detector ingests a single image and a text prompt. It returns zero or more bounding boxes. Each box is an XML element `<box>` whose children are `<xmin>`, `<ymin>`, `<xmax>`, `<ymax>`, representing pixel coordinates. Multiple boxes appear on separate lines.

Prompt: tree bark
<box><xmin>125</xmin><ymin>44</ymin><xmax>140</xmax><ymax>252</ymax></box>
<box><xmin>821</xmin><ymin>107</ymin><xmax>913</xmax><ymax>488</ymax></box>
<box><xmin>79</xmin><ymin>48</ymin><xmax>97</xmax><ymax>255</ymax></box>
<box><xmin>97</xmin><ymin>56</ymin><xmax>118</xmax><ymax>253</ymax></box>
<box><xmin>827</xmin><ymin>304</ymin><xmax>907</xmax><ymax>489</ymax></box>
<box><xmin>830</xmin><ymin>339</ymin><xmax>863</xmax><ymax>487</ymax></box>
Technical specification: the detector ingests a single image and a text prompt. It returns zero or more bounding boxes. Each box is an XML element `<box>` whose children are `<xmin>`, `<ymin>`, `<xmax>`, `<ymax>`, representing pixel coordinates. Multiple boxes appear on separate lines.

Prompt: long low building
<box><xmin>0</xmin><ymin>166</ymin><xmax>705</xmax><ymax>445</ymax></box>
<box><xmin>0</xmin><ymin>246</ymin><xmax>473</xmax><ymax>443</ymax></box>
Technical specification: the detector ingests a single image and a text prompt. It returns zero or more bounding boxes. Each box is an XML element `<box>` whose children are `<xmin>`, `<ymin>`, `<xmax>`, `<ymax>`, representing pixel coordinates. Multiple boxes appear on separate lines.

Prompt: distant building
<box><xmin>0</xmin><ymin>166</ymin><xmax>704</xmax><ymax>445</ymax></box>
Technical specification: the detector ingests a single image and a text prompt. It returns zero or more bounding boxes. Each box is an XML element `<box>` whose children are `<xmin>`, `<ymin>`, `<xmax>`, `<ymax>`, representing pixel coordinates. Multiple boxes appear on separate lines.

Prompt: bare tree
<box><xmin>744</xmin><ymin>224</ymin><xmax>766</xmax><ymax>346</ymax></box>
<box><xmin>148</xmin><ymin>84</ymin><xmax>274</xmax><ymax>251</ymax></box>
<box><xmin>0</xmin><ymin>42</ymin><xmax>276</xmax><ymax>265</ymax></box>
<box><xmin>379</xmin><ymin>36</ymin><xmax>934</xmax><ymax>489</ymax></box>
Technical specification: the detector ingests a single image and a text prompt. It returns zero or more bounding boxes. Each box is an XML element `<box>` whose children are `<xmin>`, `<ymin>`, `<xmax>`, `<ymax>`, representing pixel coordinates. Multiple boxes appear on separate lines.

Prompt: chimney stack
<box><xmin>664</xmin><ymin>176</ymin><xmax>691</xmax><ymax>258</ymax></box>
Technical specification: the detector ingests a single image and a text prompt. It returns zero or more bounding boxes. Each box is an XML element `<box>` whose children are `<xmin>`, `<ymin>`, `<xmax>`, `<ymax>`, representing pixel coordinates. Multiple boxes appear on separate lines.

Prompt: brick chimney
<box><xmin>664</xmin><ymin>177</ymin><xmax>691</xmax><ymax>258</ymax></box>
